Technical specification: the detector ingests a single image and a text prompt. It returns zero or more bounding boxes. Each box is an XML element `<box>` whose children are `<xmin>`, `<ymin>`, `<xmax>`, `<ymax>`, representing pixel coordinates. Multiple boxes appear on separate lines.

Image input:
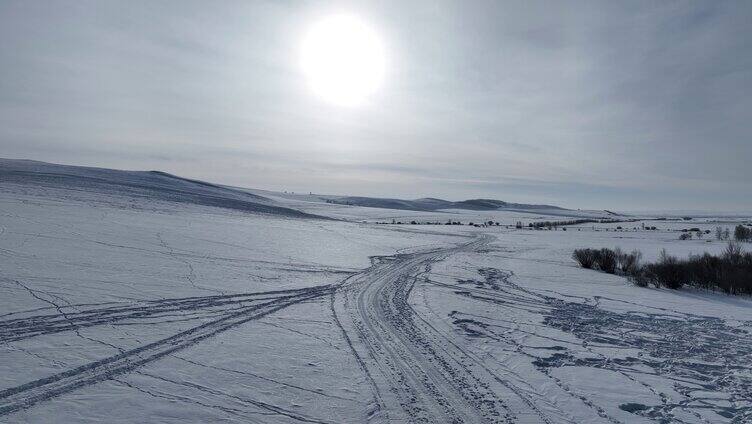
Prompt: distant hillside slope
<box><xmin>0</xmin><ymin>159</ymin><xmax>321</xmax><ymax>219</ymax></box>
<box><xmin>322</xmin><ymin>195</ymin><xmax>571</xmax><ymax>213</ymax></box>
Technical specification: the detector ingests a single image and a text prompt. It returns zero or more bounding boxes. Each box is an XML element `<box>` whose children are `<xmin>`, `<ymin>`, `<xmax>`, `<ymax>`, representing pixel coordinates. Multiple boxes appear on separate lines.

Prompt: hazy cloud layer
<box><xmin>1</xmin><ymin>0</ymin><xmax>750</xmax><ymax>211</ymax></box>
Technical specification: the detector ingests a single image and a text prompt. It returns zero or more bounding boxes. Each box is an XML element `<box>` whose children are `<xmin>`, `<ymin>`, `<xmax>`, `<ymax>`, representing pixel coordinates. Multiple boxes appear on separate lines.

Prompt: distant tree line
<box><xmin>681</xmin><ymin>225</ymin><xmax>750</xmax><ymax>242</ymax></box>
<box><xmin>573</xmin><ymin>243</ymin><xmax>752</xmax><ymax>295</ymax></box>
<box><xmin>325</xmin><ymin>199</ymin><xmax>355</xmax><ymax>206</ymax></box>
<box><xmin>528</xmin><ymin>218</ymin><xmax>622</xmax><ymax>229</ymax></box>
<box><xmin>375</xmin><ymin>220</ymin><xmax>501</xmax><ymax>227</ymax></box>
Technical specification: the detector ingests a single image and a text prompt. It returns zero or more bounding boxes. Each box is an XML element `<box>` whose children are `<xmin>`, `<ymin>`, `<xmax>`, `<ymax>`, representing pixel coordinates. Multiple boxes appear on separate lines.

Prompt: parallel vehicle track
<box><xmin>333</xmin><ymin>235</ymin><xmax>556</xmax><ymax>423</ymax></box>
<box><xmin>2</xmin><ymin>234</ymin><xmax>559</xmax><ymax>422</ymax></box>
<box><xmin>0</xmin><ymin>285</ymin><xmax>334</xmax><ymax>417</ymax></box>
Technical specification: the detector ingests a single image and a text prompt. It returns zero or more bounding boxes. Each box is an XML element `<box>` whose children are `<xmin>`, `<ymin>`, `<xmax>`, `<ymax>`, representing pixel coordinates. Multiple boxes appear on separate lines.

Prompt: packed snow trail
<box><xmin>333</xmin><ymin>234</ymin><xmax>559</xmax><ymax>423</ymax></box>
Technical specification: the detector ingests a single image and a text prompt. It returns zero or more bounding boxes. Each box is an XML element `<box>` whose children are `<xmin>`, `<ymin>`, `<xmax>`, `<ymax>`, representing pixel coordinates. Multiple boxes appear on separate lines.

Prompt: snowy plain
<box><xmin>1</xmin><ymin>160</ymin><xmax>751</xmax><ymax>423</ymax></box>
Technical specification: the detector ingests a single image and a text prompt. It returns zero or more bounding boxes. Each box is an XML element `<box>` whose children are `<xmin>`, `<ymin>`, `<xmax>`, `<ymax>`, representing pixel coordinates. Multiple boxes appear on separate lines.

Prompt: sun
<box><xmin>301</xmin><ymin>14</ymin><xmax>385</xmax><ymax>107</ymax></box>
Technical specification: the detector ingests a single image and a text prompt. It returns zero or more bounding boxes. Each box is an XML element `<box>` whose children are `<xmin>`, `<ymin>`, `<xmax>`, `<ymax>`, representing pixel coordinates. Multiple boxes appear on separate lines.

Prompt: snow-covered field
<box><xmin>1</xmin><ymin>160</ymin><xmax>751</xmax><ymax>423</ymax></box>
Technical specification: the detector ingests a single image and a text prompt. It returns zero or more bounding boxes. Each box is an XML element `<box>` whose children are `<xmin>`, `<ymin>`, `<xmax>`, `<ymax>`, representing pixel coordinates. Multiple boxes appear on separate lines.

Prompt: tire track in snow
<box><xmin>0</xmin><ymin>284</ymin><xmax>334</xmax><ymax>417</ymax></box>
<box><xmin>333</xmin><ymin>235</ymin><xmax>555</xmax><ymax>423</ymax></box>
<box><xmin>4</xmin><ymin>234</ymin><xmax>566</xmax><ymax>422</ymax></box>
<box><xmin>0</xmin><ymin>287</ymin><xmax>328</xmax><ymax>342</ymax></box>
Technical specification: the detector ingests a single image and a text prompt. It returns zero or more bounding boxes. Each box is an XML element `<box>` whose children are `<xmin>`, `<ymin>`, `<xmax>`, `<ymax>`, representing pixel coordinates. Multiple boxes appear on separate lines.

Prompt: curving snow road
<box><xmin>333</xmin><ymin>234</ymin><xmax>558</xmax><ymax>423</ymax></box>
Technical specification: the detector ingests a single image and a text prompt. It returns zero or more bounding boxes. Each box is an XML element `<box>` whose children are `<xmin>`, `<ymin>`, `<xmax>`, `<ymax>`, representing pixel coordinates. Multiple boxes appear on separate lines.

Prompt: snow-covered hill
<box><xmin>0</xmin><ymin>159</ymin><xmax>321</xmax><ymax>219</ymax></box>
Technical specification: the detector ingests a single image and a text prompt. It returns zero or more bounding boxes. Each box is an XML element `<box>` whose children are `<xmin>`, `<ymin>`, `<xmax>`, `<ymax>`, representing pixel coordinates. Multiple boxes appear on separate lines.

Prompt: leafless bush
<box><xmin>643</xmin><ymin>250</ymin><xmax>685</xmax><ymax>289</ymax></box>
<box><xmin>574</xmin><ymin>243</ymin><xmax>752</xmax><ymax>294</ymax></box>
<box><xmin>616</xmin><ymin>248</ymin><xmax>642</xmax><ymax>274</ymax></box>
<box><xmin>572</xmin><ymin>248</ymin><xmax>597</xmax><ymax>269</ymax></box>
<box><xmin>627</xmin><ymin>268</ymin><xmax>653</xmax><ymax>288</ymax></box>
<box><xmin>594</xmin><ymin>248</ymin><xmax>617</xmax><ymax>274</ymax></box>
<box><xmin>735</xmin><ymin>225</ymin><xmax>752</xmax><ymax>242</ymax></box>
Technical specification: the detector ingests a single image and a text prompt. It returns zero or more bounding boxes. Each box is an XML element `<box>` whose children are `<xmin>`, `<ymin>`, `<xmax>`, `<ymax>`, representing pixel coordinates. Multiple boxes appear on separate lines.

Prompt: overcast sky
<box><xmin>1</xmin><ymin>1</ymin><xmax>750</xmax><ymax>211</ymax></box>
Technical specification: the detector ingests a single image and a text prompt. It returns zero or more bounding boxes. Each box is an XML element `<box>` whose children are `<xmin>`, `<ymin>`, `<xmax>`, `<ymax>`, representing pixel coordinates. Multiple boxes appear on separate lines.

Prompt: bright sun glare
<box><xmin>301</xmin><ymin>14</ymin><xmax>385</xmax><ymax>107</ymax></box>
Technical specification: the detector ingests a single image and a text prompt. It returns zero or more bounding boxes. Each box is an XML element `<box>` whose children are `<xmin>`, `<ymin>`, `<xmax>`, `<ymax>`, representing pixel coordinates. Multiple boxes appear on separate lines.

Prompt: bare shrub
<box><xmin>595</xmin><ymin>248</ymin><xmax>617</xmax><ymax>274</ymax></box>
<box><xmin>628</xmin><ymin>268</ymin><xmax>653</xmax><ymax>288</ymax></box>
<box><xmin>650</xmin><ymin>250</ymin><xmax>686</xmax><ymax>289</ymax></box>
<box><xmin>574</xmin><ymin>243</ymin><xmax>752</xmax><ymax>295</ymax></box>
<box><xmin>572</xmin><ymin>248</ymin><xmax>597</xmax><ymax>269</ymax></box>
<box><xmin>617</xmin><ymin>249</ymin><xmax>642</xmax><ymax>274</ymax></box>
<box><xmin>723</xmin><ymin>241</ymin><xmax>744</xmax><ymax>263</ymax></box>
<box><xmin>735</xmin><ymin>225</ymin><xmax>751</xmax><ymax>242</ymax></box>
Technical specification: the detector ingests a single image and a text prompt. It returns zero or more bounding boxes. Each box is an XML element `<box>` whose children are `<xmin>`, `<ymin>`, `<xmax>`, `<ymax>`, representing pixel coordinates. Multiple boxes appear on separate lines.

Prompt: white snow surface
<box><xmin>1</xmin><ymin>160</ymin><xmax>751</xmax><ymax>423</ymax></box>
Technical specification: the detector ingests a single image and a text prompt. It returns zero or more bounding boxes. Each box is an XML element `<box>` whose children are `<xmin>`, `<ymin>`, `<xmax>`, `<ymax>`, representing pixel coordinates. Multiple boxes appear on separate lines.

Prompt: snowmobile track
<box><xmin>333</xmin><ymin>234</ymin><xmax>556</xmax><ymax>423</ymax></box>
<box><xmin>0</xmin><ymin>285</ymin><xmax>334</xmax><ymax>416</ymax></box>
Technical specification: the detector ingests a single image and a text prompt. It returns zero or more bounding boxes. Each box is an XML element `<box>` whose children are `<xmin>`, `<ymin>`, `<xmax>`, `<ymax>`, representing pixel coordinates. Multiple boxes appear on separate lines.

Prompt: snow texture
<box><xmin>1</xmin><ymin>159</ymin><xmax>750</xmax><ymax>423</ymax></box>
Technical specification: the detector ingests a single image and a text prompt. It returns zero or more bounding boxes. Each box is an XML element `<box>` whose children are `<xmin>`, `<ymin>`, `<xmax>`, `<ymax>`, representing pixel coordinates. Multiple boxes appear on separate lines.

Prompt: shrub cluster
<box><xmin>572</xmin><ymin>248</ymin><xmax>641</xmax><ymax>274</ymax></box>
<box><xmin>615</xmin><ymin>248</ymin><xmax>642</xmax><ymax>274</ymax></box>
<box><xmin>572</xmin><ymin>248</ymin><xmax>597</xmax><ymax>269</ymax></box>
<box><xmin>574</xmin><ymin>243</ymin><xmax>752</xmax><ymax>295</ymax></box>
<box><xmin>735</xmin><ymin>225</ymin><xmax>752</xmax><ymax>242</ymax></box>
